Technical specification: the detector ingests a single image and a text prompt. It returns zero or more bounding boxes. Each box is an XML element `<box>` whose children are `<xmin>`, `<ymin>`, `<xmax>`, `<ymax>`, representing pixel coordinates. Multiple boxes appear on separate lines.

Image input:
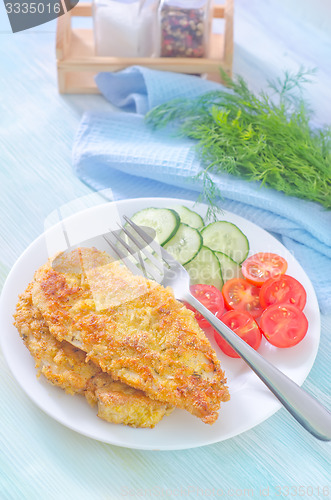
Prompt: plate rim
<box><xmin>0</xmin><ymin>196</ymin><xmax>321</xmax><ymax>450</ymax></box>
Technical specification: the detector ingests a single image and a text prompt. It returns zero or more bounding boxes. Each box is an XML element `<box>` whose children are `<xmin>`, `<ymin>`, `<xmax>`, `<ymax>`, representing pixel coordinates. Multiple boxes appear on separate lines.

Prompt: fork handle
<box><xmin>186</xmin><ymin>293</ymin><xmax>331</xmax><ymax>441</ymax></box>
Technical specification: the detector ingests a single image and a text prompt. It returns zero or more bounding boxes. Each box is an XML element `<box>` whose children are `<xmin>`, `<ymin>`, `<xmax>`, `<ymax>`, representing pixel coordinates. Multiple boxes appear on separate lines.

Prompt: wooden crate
<box><xmin>56</xmin><ymin>1</ymin><xmax>233</xmax><ymax>94</ymax></box>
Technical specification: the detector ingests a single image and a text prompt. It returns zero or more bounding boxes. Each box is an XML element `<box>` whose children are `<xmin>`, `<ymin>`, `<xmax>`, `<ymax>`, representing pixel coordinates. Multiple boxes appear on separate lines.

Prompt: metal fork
<box><xmin>104</xmin><ymin>216</ymin><xmax>331</xmax><ymax>441</ymax></box>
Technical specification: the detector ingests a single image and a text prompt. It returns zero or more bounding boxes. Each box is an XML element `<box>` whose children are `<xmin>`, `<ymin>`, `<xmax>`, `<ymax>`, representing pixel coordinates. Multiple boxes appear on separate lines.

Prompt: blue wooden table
<box><xmin>0</xmin><ymin>1</ymin><xmax>330</xmax><ymax>498</ymax></box>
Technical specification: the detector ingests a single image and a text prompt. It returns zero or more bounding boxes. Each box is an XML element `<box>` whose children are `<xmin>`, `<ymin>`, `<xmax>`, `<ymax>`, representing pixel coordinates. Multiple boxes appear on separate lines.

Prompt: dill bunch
<box><xmin>146</xmin><ymin>69</ymin><xmax>331</xmax><ymax>210</ymax></box>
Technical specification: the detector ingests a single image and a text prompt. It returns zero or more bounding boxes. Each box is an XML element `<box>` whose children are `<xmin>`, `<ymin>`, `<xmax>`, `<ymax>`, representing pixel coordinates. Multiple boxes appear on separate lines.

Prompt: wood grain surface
<box><xmin>0</xmin><ymin>1</ymin><xmax>330</xmax><ymax>498</ymax></box>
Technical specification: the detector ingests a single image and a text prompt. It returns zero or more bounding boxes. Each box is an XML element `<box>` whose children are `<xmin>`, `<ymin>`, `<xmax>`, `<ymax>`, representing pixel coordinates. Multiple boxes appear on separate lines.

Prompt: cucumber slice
<box><xmin>201</xmin><ymin>221</ymin><xmax>249</xmax><ymax>264</ymax></box>
<box><xmin>172</xmin><ymin>205</ymin><xmax>204</xmax><ymax>229</ymax></box>
<box><xmin>185</xmin><ymin>246</ymin><xmax>223</xmax><ymax>289</ymax></box>
<box><xmin>215</xmin><ymin>251</ymin><xmax>243</xmax><ymax>283</ymax></box>
<box><xmin>164</xmin><ymin>223</ymin><xmax>202</xmax><ymax>265</ymax></box>
<box><xmin>130</xmin><ymin>208</ymin><xmax>180</xmax><ymax>245</ymax></box>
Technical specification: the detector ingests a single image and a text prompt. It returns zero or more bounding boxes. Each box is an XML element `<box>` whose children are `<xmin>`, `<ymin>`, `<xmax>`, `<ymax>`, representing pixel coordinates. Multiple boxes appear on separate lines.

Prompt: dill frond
<box><xmin>146</xmin><ymin>69</ymin><xmax>331</xmax><ymax>210</ymax></box>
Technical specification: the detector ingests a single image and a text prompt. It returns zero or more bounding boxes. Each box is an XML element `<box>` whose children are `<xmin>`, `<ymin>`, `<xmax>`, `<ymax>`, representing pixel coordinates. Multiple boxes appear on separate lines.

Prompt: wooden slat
<box><xmin>71</xmin><ymin>3</ymin><xmax>223</xmax><ymax>19</ymax></box>
<box><xmin>56</xmin><ymin>13</ymin><xmax>71</xmax><ymax>60</ymax></box>
<box><xmin>223</xmin><ymin>0</ymin><xmax>234</xmax><ymax>74</ymax></box>
<box><xmin>206</xmin><ymin>32</ymin><xmax>226</xmax><ymax>83</ymax></box>
<box><xmin>58</xmin><ymin>57</ymin><xmax>226</xmax><ymax>73</ymax></box>
<box><xmin>213</xmin><ymin>4</ymin><xmax>225</xmax><ymax>18</ymax></box>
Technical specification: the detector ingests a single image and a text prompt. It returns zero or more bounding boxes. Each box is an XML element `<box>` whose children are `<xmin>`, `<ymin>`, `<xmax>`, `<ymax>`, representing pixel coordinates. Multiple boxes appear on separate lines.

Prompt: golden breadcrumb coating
<box><xmin>86</xmin><ymin>373</ymin><xmax>173</xmax><ymax>427</ymax></box>
<box><xmin>14</xmin><ymin>285</ymin><xmax>173</xmax><ymax>428</ymax></box>
<box><xmin>32</xmin><ymin>248</ymin><xmax>229</xmax><ymax>424</ymax></box>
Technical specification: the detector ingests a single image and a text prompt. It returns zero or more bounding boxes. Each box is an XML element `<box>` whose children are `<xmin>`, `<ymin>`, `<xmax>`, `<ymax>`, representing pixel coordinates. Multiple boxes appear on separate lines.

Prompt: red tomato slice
<box><xmin>214</xmin><ymin>310</ymin><xmax>262</xmax><ymax>358</ymax></box>
<box><xmin>260</xmin><ymin>275</ymin><xmax>307</xmax><ymax>310</ymax></box>
<box><xmin>260</xmin><ymin>303</ymin><xmax>308</xmax><ymax>348</ymax></box>
<box><xmin>222</xmin><ymin>278</ymin><xmax>263</xmax><ymax>318</ymax></box>
<box><xmin>185</xmin><ymin>284</ymin><xmax>224</xmax><ymax>329</ymax></box>
<box><xmin>241</xmin><ymin>252</ymin><xmax>288</xmax><ymax>287</ymax></box>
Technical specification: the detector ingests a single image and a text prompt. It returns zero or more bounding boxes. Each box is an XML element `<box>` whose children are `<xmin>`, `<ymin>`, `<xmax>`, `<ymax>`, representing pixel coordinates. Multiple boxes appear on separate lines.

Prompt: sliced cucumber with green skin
<box><xmin>185</xmin><ymin>246</ymin><xmax>223</xmax><ymax>289</ymax></box>
<box><xmin>164</xmin><ymin>223</ymin><xmax>202</xmax><ymax>265</ymax></box>
<box><xmin>130</xmin><ymin>208</ymin><xmax>180</xmax><ymax>245</ymax></box>
<box><xmin>172</xmin><ymin>205</ymin><xmax>204</xmax><ymax>229</ymax></box>
<box><xmin>201</xmin><ymin>221</ymin><xmax>249</xmax><ymax>264</ymax></box>
<box><xmin>215</xmin><ymin>251</ymin><xmax>243</xmax><ymax>283</ymax></box>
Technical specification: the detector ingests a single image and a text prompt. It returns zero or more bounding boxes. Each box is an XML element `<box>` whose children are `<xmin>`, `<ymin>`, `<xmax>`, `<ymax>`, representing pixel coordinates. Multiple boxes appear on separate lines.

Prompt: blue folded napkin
<box><xmin>72</xmin><ymin>66</ymin><xmax>331</xmax><ymax>314</ymax></box>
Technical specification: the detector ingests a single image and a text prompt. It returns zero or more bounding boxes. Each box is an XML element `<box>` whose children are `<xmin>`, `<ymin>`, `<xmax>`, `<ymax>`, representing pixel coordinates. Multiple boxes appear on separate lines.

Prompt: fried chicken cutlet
<box><xmin>31</xmin><ymin>247</ymin><xmax>230</xmax><ymax>424</ymax></box>
<box><xmin>14</xmin><ymin>285</ymin><xmax>173</xmax><ymax>428</ymax></box>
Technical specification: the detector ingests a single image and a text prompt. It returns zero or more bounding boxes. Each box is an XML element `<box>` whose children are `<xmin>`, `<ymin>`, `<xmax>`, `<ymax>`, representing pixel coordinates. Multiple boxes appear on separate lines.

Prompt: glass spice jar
<box><xmin>159</xmin><ymin>0</ymin><xmax>212</xmax><ymax>58</ymax></box>
<box><xmin>93</xmin><ymin>0</ymin><xmax>159</xmax><ymax>57</ymax></box>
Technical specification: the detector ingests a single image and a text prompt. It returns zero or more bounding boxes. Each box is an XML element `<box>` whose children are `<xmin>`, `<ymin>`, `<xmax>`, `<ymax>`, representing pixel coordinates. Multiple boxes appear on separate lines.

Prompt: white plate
<box><xmin>0</xmin><ymin>197</ymin><xmax>320</xmax><ymax>450</ymax></box>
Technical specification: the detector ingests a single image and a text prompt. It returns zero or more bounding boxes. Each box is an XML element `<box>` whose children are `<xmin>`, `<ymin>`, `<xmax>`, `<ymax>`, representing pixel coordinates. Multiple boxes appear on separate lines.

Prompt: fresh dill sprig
<box><xmin>146</xmin><ymin>69</ymin><xmax>331</xmax><ymax>210</ymax></box>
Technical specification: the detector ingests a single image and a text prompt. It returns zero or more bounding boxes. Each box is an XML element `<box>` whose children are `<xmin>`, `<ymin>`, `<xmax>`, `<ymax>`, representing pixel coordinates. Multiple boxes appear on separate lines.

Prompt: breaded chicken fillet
<box><xmin>31</xmin><ymin>248</ymin><xmax>230</xmax><ymax>424</ymax></box>
<box><xmin>14</xmin><ymin>285</ymin><xmax>173</xmax><ymax>428</ymax></box>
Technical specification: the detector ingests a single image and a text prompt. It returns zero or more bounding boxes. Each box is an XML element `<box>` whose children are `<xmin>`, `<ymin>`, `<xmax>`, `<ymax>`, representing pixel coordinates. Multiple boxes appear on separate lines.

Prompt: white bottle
<box><xmin>93</xmin><ymin>0</ymin><xmax>159</xmax><ymax>57</ymax></box>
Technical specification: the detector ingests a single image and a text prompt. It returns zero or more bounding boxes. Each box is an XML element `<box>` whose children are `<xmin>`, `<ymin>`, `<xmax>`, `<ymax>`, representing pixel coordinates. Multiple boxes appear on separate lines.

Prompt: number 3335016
<box><xmin>5</xmin><ymin>3</ymin><xmax>61</xmax><ymax>14</ymax></box>
<box><xmin>275</xmin><ymin>485</ymin><xmax>329</xmax><ymax>497</ymax></box>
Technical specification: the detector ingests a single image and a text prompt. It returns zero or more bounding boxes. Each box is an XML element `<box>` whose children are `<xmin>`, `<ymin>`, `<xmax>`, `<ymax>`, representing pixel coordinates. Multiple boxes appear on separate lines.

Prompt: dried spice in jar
<box><xmin>159</xmin><ymin>0</ymin><xmax>211</xmax><ymax>58</ymax></box>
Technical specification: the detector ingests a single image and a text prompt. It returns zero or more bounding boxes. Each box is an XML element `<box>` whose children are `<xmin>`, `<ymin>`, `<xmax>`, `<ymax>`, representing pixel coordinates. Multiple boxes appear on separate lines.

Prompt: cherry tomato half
<box><xmin>260</xmin><ymin>303</ymin><xmax>308</xmax><ymax>348</ymax></box>
<box><xmin>260</xmin><ymin>275</ymin><xmax>307</xmax><ymax>310</ymax></box>
<box><xmin>222</xmin><ymin>278</ymin><xmax>263</xmax><ymax>318</ymax></box>
<box><xmin>241</xmin><ymin>252</ymin><xmax>288</xmax><ymax>287</ymax></box>
<box><xmin>185</xmin><ymin>284</ymin><xmax>225</xmax><ymax>329</ymax></box>
<box><xmin>214</xmin><ymin>310</ymin><xmax>262</xmax><ymax>358</ymax></box>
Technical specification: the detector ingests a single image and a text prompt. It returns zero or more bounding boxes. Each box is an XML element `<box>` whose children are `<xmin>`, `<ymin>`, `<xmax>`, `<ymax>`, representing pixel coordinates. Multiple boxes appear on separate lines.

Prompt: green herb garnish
<box><xmin>146</xmin><ymin>69</ymin><xmax>331</xmax><ymax>210</ymax></box>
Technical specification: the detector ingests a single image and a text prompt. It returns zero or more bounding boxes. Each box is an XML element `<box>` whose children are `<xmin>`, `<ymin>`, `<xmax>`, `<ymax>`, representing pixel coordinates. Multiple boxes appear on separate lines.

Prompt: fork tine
<box><xmin>102</xmin><ymin>234</ymin><xmax>143</xmax><ymax>277</ymax></box>
<box><xmin>119</xmin><ymin>223</ymin><xmax>164</xmax><ymax>273</ymax></box>
<box><xmin>111</xmin><ymin>227</ymin><xmax>141</xmax><ymax>258</ymax></box>
<box><xmin>123</xmin><ymin>216</ymin><xmax>178</xmax><ymax>265</ymax></box>
<box><xmin>110</xmin><ymin>230</ymin><xmax>151</xmax><ymax>278</ymax></box>
<box><xmin>108</xmin><ymin>230</ymin><xmax>163</xmax><ymax>283</ymax></box>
